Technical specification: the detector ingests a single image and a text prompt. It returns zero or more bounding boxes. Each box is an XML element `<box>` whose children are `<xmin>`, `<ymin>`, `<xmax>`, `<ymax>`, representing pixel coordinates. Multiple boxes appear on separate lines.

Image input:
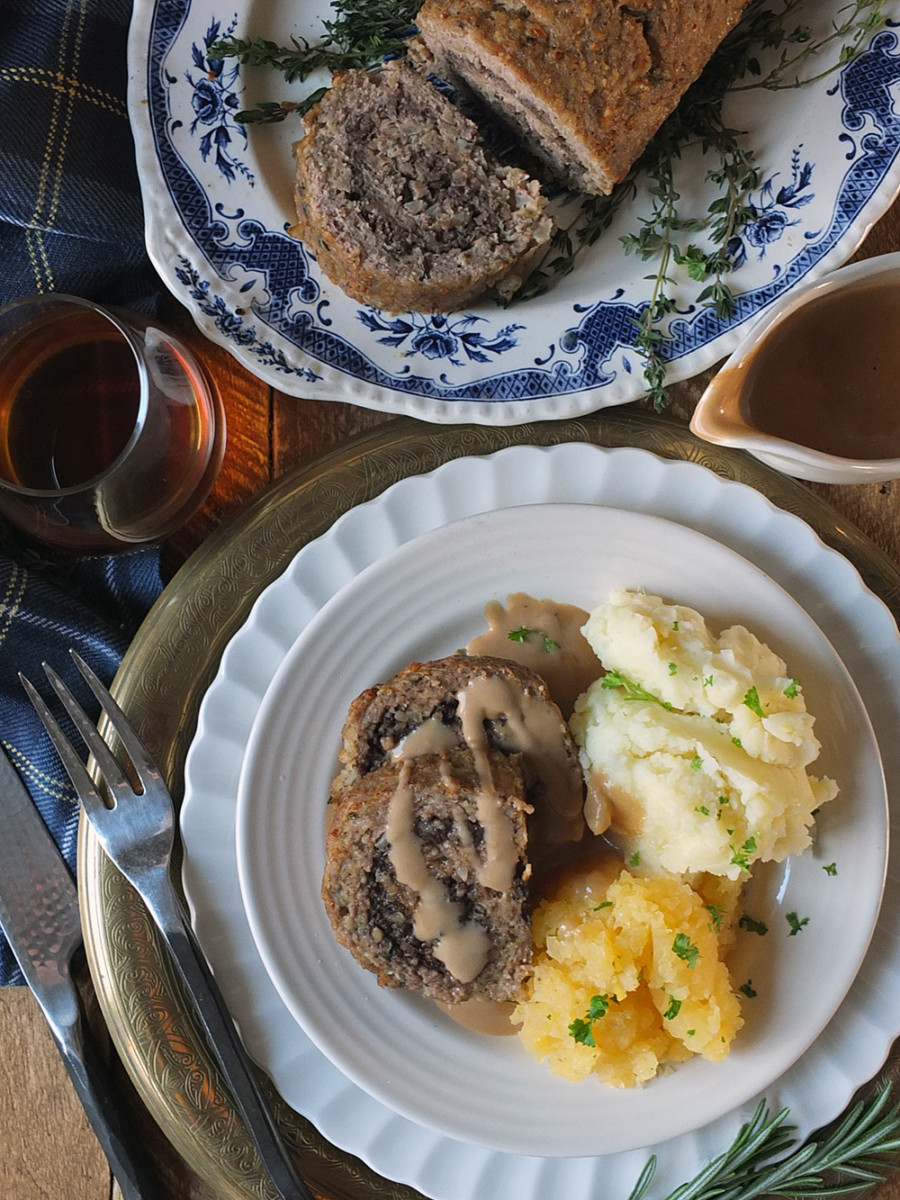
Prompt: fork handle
<box><xmin>145</xmin><ymin>876</ymin><xmax>313</xmax><ymax>1200</ymax></box>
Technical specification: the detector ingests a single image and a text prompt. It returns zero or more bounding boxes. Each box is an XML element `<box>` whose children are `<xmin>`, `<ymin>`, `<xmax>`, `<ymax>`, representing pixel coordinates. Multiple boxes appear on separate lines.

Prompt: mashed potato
<box><xmin>570</xmin><ymin>590</ymin><xmax>838</xmax><ymax>879</ymax></box>
<box><xmin>514</xmin><ymin>868</ymin><xmax>743</xmax><ymax>1087</ymax></box>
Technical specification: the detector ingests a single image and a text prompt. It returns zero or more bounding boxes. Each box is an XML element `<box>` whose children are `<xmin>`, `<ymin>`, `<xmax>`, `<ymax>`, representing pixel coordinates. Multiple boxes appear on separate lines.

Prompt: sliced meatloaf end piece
<box><xmin>322</xmin><ymin>748</ymin><xmax>533</xmax><ymax>1002</ymax></box>
<box><xmin>331</xmin><ymin>654</ymin><xmax>585</xmax><ymax>847</ymax></box>
<box><xmin>289</xmin><ymin>60</ymin><xmax>552</xmax><ymax>313</ymax></box>
<box><xmin>414</xmin><ymin>0</ymin><xmax>748</xmax><ymax>196</ymax></box>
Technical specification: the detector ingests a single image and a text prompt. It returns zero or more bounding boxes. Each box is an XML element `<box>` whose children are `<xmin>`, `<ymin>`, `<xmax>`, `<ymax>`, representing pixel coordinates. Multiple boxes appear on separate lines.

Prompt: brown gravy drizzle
<box><xmin>381</xmin><ymin>592</ymin><xmax>621</xmax><ymax>1034</ymax></box>
<box><xmin>385</xmin><ymin>755</ymin><xmax>492</xmax><ymax>983</ymax></box>
<box><xmin>466</xmin><ymin>592</ymin><xmax>600</xmax><ymax>717</ymax></box>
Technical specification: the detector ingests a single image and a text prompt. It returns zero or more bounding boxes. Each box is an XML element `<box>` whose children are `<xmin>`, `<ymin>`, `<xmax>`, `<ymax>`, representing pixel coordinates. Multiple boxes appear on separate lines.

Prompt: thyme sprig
<box><xmin>619</xmin><ymin>0</ymin><xmax>886</xmax><ymax>406</ymax></box>
<box><xmin>208</xmin><ymin>0</ymin><xmax>421</xmax><ymax>122</ymax></box>
<box><xmin>512</xmin><ymin>0</ymin><xmax>886</xmax><ymax>406</ymax></box>
<box><xmin>627</xmin><ymin>1081</ymin><xmax>900</xmax><ymax>1200</ymax></box>
<box><xmin>730</xmin><ymin>0</ymin><xmax>888</xmax><ymax>92</ymax></box>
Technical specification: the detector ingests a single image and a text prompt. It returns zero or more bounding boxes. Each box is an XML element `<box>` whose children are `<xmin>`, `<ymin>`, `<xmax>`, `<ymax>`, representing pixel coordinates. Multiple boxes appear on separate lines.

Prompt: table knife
<box><xmin>0</xmin><ymin>745</ymin><xmax>156</xmax><ymax>1199</ymax></box>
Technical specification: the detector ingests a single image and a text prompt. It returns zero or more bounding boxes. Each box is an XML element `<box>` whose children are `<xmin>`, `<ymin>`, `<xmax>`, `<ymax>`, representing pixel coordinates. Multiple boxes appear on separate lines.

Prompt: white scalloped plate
<box><xmin>182</xmin><ymin>444</ymin><xmax>900</xmax><ymax>1199</ymax></box>
<box><xmin>235</xmin><ymin>502</ymin><xmax>885</xmax><ymax>1157</ymax></box>
<box><xmin>128</xmin><ymin>0</ymin><xmax>900</xmax><ymax>422</ymax></box>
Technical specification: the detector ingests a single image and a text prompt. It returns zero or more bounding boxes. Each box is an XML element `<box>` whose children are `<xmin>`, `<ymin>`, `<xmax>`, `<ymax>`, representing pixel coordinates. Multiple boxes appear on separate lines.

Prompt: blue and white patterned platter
<box><xmin>127</xmin><ymin>0</ymin><xmax>900</xmax><ymax>424</ymax></box>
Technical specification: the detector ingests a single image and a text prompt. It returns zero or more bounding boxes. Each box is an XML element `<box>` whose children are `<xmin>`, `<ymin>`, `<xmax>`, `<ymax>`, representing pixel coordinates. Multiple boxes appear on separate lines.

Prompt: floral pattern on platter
<box><xmin>175</xmin><ymin>258</ymin><xmax>323</xmax><ymax>383</ymax></box>
<box><xmin>727</xmin><ymin>150</ymin><xmax>816</xmax><ymax>268</ymax></box>
<box><xmin>185</xmin><ymin>18</ymin><xmax>254</xmax><ymax>185</ymax></box>
<box><xmin>358</xmin><ymin>311</ymin><xmax>526</xmax><ymax>366</ymax></box>
<box><xmin>139</xmin><ymin>0</ymin><xmax>900</xmax><ymax>413</ymax></box>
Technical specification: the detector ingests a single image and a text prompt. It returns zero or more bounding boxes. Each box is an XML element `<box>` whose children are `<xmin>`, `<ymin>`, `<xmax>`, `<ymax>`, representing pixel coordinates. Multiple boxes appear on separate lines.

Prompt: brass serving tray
<box><xmin>78</xmin><ymin>412</ymin><xmax>900</xmax><ymax>1200</ymax></box>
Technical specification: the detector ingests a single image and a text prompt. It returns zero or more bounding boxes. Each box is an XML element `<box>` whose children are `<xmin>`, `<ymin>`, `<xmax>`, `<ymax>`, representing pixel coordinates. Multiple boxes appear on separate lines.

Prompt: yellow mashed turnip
<box><xmin>513</xmin><ymin>868</ymin><xmax>743</xmax><ymax>1087</ymax></box>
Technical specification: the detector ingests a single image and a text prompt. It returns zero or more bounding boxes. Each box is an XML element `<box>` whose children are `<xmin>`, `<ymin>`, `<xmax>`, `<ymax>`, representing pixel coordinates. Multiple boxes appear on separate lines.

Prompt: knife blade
<box><xmin>0</xmin><ymin>745</ymin><xmax>155</xmax><ymax>1198</ymax></box>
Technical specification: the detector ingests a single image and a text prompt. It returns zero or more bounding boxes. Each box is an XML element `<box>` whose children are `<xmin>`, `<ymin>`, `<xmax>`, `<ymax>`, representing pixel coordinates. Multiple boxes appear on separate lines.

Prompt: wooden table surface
<box><xmin>4</xmin><ymin>201</ymin><xmax>900</xmax><ymax>1200</ymax></box>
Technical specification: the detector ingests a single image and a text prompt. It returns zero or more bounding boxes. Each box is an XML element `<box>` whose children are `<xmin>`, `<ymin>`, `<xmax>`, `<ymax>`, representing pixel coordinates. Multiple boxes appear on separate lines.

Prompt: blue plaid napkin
<box><xmin>0</xmin><ymin>548</ymin><xmax>163</xmax><ymax>985</ymax></box>
<box><xmin>0</xmin><ymin>0</ymin><xmax>166</xmax><ymax>984</ymax></box>
<box><xmin>0</xmin><ymin>0</ymin><xmax>161</xmax><ymax>312</ymax></box>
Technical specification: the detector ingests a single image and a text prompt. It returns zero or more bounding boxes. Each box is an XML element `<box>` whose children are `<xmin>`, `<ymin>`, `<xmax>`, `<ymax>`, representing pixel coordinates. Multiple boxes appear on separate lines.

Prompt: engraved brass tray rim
<box><xmin>78</xmin><ymin>412</ymin><xmax>900</xmax><ymax>1200</ymax></box>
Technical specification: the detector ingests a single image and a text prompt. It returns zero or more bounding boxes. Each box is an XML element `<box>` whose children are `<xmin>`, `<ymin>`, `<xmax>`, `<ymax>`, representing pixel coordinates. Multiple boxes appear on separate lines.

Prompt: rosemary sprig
<box><xmin>627</xmin><ymin>1081</ymin><xmax>900</xmax><ymax>1200</ymax></box>
<box><xmin>208</xmin><ymin>0</ymin><xmax>421</xmax><ymax>122</ymax></box>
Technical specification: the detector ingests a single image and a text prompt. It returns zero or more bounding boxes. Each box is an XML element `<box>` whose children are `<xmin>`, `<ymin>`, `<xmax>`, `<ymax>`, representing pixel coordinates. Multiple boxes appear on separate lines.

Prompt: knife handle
<box><xmin>50</xmin><ymin>985</ymin><xmax>157</xmax><ymax>1200</ymax></box>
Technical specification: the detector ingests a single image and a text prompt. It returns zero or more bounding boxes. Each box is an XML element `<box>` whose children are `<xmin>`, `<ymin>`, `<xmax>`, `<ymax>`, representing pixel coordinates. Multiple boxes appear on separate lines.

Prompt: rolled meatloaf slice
<box><xmin>322</xmin><ymin>748</ymin><xmax>533</xmax><ymax>1002</ymax></box>
<box><xmin>289</xmin><ymin>60</ymin><xmax>552</xmax><ymax>312</ymax></box>
<box><xmin>414</xmin><ymin>0</ymin><xmax>748</xmax><ymax>195</ymax></box>
<box><xmin>332</xmin><ymin>654</ymin><xmax>586</xmax><ymax>859</ymax></box>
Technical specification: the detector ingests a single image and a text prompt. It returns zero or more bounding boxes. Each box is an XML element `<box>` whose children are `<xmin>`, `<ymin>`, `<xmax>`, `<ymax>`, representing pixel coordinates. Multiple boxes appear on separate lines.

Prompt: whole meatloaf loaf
<box><xmin>290</xmin><ymin>60</ymin><xmax>552</xmax><ymax>312</ymax></box>
<box><xmin>322</xmin><ymin>748</ymin><xmax>533</xmax><ymax>1002</ymax></box>
<box><xmin>414</xmin><ymin>0</ymin><xmax>748</xmax><ymax>195</ymax></box>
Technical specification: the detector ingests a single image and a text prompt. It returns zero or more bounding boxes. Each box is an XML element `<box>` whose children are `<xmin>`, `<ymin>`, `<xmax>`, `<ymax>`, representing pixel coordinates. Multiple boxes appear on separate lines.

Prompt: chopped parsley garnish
<box><xmin>601</xmin><ymin>670</ymin><xmax>672</xmax><ymax>707</ymax></box>
<box><xmin>786</xmin><ymin>911</ymin><xmax>809</xmax><ymax>936</ymax></box>
<box><xmin>663</xmin><ymin>995</ymin><xmax>682</xmax><ymax>1020</ymax></box>
<box><xmin>672</xmin><ymin>933</ymin><xmax>699</xmax><ymax>969</ymax></box>
<box><xmin>507</xmin><ymin>626</ymin><xmax>560</xmax><ymax>653</ymax></box>
<box><xmin>668</xmin><ymin>661</ymin><xmax>678</xmax><ymax>675</ymax></box>
<box><xmin>593</xmin><ymin>900</ymin><xmax>614</xmax><ymax>911</ymax></box>
<box><xmin>743</xmin><ymin>686</ymin><xmax>765</xmax><ymax>717</ymax></box>
<box><xmin>569</xmin><ymin>993</ymin><xmax>613</xmax><ymax>1046</ymax></box>
<box><xmin>690</xmin><ymin>754</ymin><xmax>703</xmax><ymax>771</ymax></box>
<box><xmin>823</xmin><ymin>861</ymin><xmax>838</xmax><ymax>876</ymax></box>
<box><xmin>739</xmin><ymin>979</ymin><xmax>757</xmax><ymax>998</ymax></box>
<box><xmin>706</xmin><ymin>904</ymin><xmax>725</xmax><ymax>932</ymax></box>
<box><xmin>730</xmin><ymin>836</ymin><xmax>757</xmax><ymax>873</ymax></box>
<box><xmin>629</xmin><ymin>850</ymin><xmax>641</xmax><ymax>867</ymax></box>
<box><xmin>784</xmin><ymin>678</ymin><xmax>801</xmax><ymax>698</ymax></box>
<box><xmin>739</xmin><ymin>913</ymin><xmax>768</xmax><ymax>936</ymax></box>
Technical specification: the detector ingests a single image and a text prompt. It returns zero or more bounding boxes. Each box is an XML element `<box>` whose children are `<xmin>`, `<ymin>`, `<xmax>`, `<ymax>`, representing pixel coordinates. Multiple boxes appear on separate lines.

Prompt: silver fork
<box><xmin>20</xmin><ymin>651</ymin><xmax>313</xmax><ymax>1200</ymax></box>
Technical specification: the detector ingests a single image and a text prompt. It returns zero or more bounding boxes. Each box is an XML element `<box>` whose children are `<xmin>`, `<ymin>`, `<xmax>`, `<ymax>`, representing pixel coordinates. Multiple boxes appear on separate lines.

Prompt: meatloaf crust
<box><xmin>332</xmin><ymin>653</ymin><xmax>586</xmax><ymax>851</ymax></box>
<box><xmin>322</xmin><ymin>748</ymin><xmax>533</xmax><ymax>1002</ymax></box>
<box><xmin>414</xmin><ymin>0</ymin><xmax>748</xmax><ymax>195</ymax></box>
<box><xmin>290</xmin><ymin>60</ymin><xmax>552</xmax><ymax>312</ymax></box>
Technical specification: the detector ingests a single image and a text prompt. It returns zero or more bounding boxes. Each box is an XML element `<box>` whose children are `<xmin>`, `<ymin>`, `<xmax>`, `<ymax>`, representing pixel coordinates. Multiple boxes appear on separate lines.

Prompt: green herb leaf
<box><xmin>739</xmin><ymin>913</ymin><xmax>769</xmax><ymax>936</ymax></box>
<box><xmin>730</xmin><ymin>835</ymin><xmax>758</xmax><ymax>873</ymax></box>
<box><xmin>624</xmin><ymin>1080</ymin><xmax>900</xmax><ymax>1200</ymax></box>
<box><xmin>663</xmin><ymin>995</ymin><xmax>682</xmax><ymax>1020</ymax></box>
<box><xmin>210</xmin><ymin>0</ymin><xmax>421</xmax><ymax>123</ymax></box>
<box><xmin>672</xmin><ymin>932</ymin><xmax>699</xmax><ymax>969</ymax></box>
<box><xmin>601</xmin><ymin>670</ymin><xmax>672</xmax><ymax>708</ymax></box>
<box><xmin>705</xmin><ymin>904</ymin><xmax>725</xmax><ymax>932</ymax></box>
<box><xmin>743</xmin><ymin>686</ymin><xmax>766</xmax><ymax>717</ymax></box>
<box><xmin>786</xmin><ymin>911</ymin><xmax>809</xmax><ymax>936</ymax></box>
<box><xmin>507</xmin><ymin>626</ymin><xmax>561</xmax><ymax>653</ymax></box>
<box><xmin>569</xmin><ymin>993</ymin><xmax>613</xmax><ymax>1046</ymax></box>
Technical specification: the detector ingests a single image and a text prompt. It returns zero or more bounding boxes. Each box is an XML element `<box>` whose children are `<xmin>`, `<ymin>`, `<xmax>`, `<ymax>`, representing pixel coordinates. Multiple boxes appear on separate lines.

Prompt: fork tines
<box><xmin>19</xmin><ymin>651</ymin><xmax>149</xmax><ymax>806</ymax></box>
